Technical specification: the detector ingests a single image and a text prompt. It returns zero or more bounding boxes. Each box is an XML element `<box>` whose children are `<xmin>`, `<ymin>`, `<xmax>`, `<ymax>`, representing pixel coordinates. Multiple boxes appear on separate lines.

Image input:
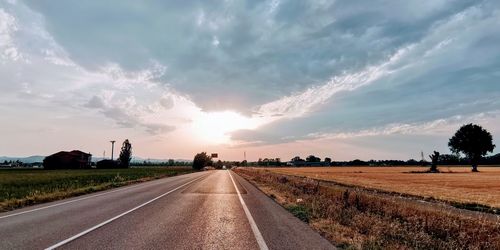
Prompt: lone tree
<box><xmin>448</xmin><ymin>124</ymin><xmax>495</xmax><ymax>172</ymax></box>
<box><xmin>192</xmin><ymin>152</ymin><xmax>212</xmax><ymax>170</ymax></box>
<box><xmin>428</xmin><ymin>151</ymin><xmax>439</xmax><ymax>173</ymax></box>
<box><xmin>118</xmin><ymin>139</ymin><xmax>132</xmax><ymax>168</ymax></box>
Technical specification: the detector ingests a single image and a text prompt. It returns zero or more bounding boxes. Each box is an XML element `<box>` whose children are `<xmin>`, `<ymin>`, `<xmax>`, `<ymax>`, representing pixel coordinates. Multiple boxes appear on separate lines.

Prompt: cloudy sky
<box><xmin>1</xmin><ymin>0</ymin><xmax>499</xmax><ymax>161</ymax></box>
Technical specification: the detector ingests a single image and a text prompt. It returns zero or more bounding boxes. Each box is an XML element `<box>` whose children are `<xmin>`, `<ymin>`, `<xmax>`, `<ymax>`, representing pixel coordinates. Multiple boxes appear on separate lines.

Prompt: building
<box><xmin>43</xmin><ymin>150</ymin><xmax>92</xmax><ymax>169</ymax></box>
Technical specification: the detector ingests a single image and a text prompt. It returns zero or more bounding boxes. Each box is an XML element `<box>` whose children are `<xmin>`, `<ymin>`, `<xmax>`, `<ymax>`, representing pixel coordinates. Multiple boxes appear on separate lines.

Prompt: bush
<box><xmin>96</xmin><ymin>160</ymin><xmax>120</xmax><ymax>169</ymax></box>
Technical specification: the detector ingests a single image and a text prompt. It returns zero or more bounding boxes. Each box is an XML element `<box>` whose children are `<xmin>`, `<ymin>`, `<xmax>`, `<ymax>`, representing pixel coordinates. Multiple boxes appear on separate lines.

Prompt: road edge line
<box><xmin>0</xmin><ymin>184</ymin><xmax>139</xmax><ymax>220</ymax></box>
<box><xmin>228</xmin><ymin>170</ymin><xmax>269</xmax><ymax>250</ymax></box>
<box><xmin>44</xmin><ymin>174</ymin><xmax>207</xmax><ymax>250</ymax></box>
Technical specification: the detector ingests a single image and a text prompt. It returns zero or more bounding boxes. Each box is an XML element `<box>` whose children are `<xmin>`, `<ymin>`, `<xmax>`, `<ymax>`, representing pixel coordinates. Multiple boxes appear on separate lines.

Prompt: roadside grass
<box><xmin>0</xmin><ymin>167</ymin><xmax>194</xmax><ymax>212</ymax></box>
<box><xmin>286</xmin><ymin>204</ymin><xmax>311</xmax><ymax>223</ymax></box>
<box><xmin>235</xmin><ymin>168</ymin><xmax>500</xmax><ymax>249</ymax></box>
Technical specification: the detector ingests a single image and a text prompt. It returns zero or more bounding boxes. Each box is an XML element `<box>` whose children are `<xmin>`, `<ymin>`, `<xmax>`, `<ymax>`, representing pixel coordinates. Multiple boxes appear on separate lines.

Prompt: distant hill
<box><xmin>0</xmin><ymin>155</ymin><xmax>45</xmax><ymax>163</ymax></box>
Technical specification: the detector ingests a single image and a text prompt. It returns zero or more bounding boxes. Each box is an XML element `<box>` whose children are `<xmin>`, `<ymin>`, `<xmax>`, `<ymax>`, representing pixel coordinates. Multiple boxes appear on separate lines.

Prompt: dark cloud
<box><xmin>24</xmin><ymin>0</ymin><xmax>485</xmax><ymax>113</ymax></box>
<box><xmin>19</xmin><ymin>0</ymin><xmax>500</xmax><ymax>148</ymax></box>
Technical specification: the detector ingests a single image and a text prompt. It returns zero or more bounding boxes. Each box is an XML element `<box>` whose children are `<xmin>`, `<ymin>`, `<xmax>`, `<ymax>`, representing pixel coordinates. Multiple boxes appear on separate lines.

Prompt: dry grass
<box><xmin>235</xmin><ymin>168</ymin><xmax>500</xmax><ymax>249</ymax></box>
<box><xmin>266</xmin><ymin>166</ymin><xmax>500</xmax><ymax>208</ymax></box>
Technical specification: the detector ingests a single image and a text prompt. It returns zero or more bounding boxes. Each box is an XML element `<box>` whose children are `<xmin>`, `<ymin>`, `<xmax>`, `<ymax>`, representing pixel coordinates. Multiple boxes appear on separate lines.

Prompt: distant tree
<box><xmin>351</xmin><ymin>159</ymin><xmax>368</xmax><ymax>166</ymax></box>
<box><xmin>192</xmin><ymin>152</ymin><xmax>212</xmax><ymax>170</ymax></box>
<box><xmin>118</xmin><ymin>139</ymin><xmax>132</xmax><ymax>168</ymax></box>
<box><xmin>168</xmin><ymin>159</ymin><xmax>175</xmax><ymax>166</ymax></box>
<box><xmin>306</xmin><ymin>155</ymin><xmax>321</xmax><ymax>162</ymax></box>
<box><xmin>448</xmin><ymin>124</ymin><xmax>495</xmax><ymax>172</ymax></box>
<box><xmin>482</xmin><ymin>153</ymin><xmax>500</xmax><ymax>165</ymax></box>
<box><xmin>215</xmin><ymin>160</ymin><xmax>223</xmax><ymax>169</ymax></box>
<box><xmin>406</xmin><ymin>159</ymin><xmax>419</xmax><ymax>165</ymax></box>
<box><xmin>241</xmin><ymin>160</ymin><xmax>248</xmax><ymax>166</ymax></box>
<box><xmin>324</xmin><ymin>157</ymin><xmax>332</xmax><ymax>164</ymax></box>
<box><xmin>438</xmin><ymin>154</ymin><xmax>461</xmax><ymax>165</ymax></box>
<box><xmin>291</xmin><ymin>156</ymin><xmax>304</xmax><ymax>162</ymax></box>
<box><xmin>428</xmin><ymin>151</ymin><xmax>439</xmax><ymax>172</ymax></box>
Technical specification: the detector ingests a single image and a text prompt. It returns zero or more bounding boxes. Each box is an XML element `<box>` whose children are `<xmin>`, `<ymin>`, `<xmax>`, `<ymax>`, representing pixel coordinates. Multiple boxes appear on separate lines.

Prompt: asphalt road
<box><xmin>0</xmin><ymin>170</ymin><xmax>334</xmax><ymax>250</ymax></box>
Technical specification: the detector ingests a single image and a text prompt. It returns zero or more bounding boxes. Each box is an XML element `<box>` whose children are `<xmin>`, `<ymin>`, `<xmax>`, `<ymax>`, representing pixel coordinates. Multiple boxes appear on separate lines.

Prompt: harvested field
<box><xmin>266</xmin><ymin>166</ymin><xmax>500</xmax><ymax>208</ymax></box>
<box><xmin>234</xmin><ymin>168</ymin><xmax>500</xmax><ymax>249</ymax></box>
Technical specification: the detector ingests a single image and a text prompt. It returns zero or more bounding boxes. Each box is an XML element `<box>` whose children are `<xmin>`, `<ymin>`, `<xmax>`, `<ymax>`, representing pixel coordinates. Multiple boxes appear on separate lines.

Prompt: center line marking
<box><xmin>44</xmin><ymin>174</ymin><xmax>207</xmax><ymax>250</ymax></box>
<box><xmin>228</xmin><ymin>170</ymin><xmax>269</xmax><ymax>250</ymax></box>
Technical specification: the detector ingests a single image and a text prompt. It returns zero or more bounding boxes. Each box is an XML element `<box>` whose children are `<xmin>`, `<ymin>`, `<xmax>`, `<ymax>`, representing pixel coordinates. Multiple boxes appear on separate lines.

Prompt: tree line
<box><xmin>191</xmin><ymin>123</ymin><xmax>497</xmax><ymax>172</ymax></box>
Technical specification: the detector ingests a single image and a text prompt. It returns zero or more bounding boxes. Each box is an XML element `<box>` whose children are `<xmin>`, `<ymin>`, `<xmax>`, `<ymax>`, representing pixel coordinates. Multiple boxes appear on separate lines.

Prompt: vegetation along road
<box><xmin>0</xmin><ymin>170</ymin><xmax>334</xmax><ymax>250</ymax></box>
<box><xmin>0</xmin><ymin>167</ymin><xmax>194</xmax><ymax>212</ymax></box>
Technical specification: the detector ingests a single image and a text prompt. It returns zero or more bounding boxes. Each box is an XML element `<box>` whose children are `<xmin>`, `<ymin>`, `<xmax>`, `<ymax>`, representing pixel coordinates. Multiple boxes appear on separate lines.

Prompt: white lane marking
<box><xmin>228</xmin><ymin>171</ymin><xmax>269</xmax><ymax>250</ymax></box>
<box><xmin>0</xmin><ymin>173</ymin><xmax>197</xmax><ymax>220</ymax></box>
<box><xmin>44</xmin><ymin>174</ymin><xmax>207</xmax><ymax>250</ymax></box>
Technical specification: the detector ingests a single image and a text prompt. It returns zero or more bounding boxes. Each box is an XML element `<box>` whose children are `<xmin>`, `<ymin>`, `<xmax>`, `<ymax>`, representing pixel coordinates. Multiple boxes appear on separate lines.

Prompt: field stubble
<box><xmin>268</xmin><ymin>166</ymin><xmax>500</xmax><ymax>208</ymax></box>
<box><xmin>235</xmin><ymin>167</ymin><xmax>500</xmax><ymax>249</ymax></box>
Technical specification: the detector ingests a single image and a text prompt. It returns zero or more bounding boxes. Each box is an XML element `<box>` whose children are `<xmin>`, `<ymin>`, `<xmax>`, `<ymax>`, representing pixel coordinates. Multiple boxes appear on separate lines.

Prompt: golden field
<box><xmin>266</xmin><ymin>166</ymin><xmax>500</xmax><ymax>208</ymax></box>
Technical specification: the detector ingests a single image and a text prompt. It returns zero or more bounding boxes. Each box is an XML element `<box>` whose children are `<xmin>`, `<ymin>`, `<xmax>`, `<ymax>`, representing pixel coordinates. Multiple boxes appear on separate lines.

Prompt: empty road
<box><xmin>0</xmin><ymin>170</ymin><xmax>334</xmax><ymax>250</ymax></box>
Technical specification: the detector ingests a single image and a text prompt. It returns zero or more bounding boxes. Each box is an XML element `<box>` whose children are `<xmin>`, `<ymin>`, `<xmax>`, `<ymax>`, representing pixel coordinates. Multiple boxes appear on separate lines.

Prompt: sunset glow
<box><xmin>191</xmin><ymin>111</ymin><xmax>263</xmax><ymax>144</ymax></box>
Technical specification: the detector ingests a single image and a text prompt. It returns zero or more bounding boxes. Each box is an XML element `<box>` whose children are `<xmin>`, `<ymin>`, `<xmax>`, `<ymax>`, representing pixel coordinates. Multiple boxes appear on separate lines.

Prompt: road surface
<box><xmin>0</xmin><ymin>170</ymin><xmax>334</xmax><ymax>249</ymax></box>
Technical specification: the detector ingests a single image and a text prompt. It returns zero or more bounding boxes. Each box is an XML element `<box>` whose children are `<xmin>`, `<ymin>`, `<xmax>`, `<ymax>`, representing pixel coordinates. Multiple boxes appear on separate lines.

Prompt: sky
<box><xmin>1</xmin><ymin>0</ymin><xmax>499</xmax><ymax>161</ymax></box>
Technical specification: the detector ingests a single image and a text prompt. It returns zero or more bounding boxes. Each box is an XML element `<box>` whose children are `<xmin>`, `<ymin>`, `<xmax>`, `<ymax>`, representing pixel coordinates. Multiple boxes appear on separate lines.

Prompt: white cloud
<box><xmin>212</xmin><ymin>35</ymin><xmax>220</xmax><ymax>47</ymax></box>
<box><xmin>307</xmin><ymin>111</ymin><xmax>500</xmax><ymax>140</ymax></box>
<box><xmin>254</xmin><ymin>3</ymin><xmax>497</xmax><ymax>122</ymax></box>
<box><xmin>0</xmin><ymin>8</ymin><xmax>23</xmax><ymax>61</ymax></box>
<box><xmin>255</xmin><ymin>44</ymin><xmax>415</xmax><ymax>119</ymax></box>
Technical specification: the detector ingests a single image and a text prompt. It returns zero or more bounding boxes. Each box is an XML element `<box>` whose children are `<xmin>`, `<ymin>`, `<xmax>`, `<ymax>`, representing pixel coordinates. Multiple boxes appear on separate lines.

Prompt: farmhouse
<box><xmin>43</xmin><ymin>150</ymin><xmax>92</xmax><ymax>169</ymax></box>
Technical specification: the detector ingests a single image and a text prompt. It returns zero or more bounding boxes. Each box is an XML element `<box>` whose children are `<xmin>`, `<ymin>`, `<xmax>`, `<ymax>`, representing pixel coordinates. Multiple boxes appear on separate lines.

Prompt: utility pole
<box><xmin>244</xmin><ymin>151</ymin><xmax>246</xmax><ymax>161</ymax></box>
<box><xmin>110</xmin><ymin>141</ymin><xmax>116</xmax><ymax>160</ymax></box>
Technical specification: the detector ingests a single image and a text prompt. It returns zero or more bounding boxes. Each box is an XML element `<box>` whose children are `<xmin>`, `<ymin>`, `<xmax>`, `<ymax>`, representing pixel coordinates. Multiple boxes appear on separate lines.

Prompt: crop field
<box><xmin>0</xmin><ymin>167</ymin><xmax>194</xmax><ymax>212</ymax></box>
<box><xmin>235</xmin><ymin>168</ymin><xmax>500</xmax><ymax>249</ymax></box>
<box><xmin>265</xmin><ymin>166</ymin><xmax>500</xmax><ymax>208</ymax></box>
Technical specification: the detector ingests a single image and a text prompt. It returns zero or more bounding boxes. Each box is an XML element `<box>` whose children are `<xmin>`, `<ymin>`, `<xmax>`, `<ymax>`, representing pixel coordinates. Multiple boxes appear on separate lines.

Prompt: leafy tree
<box><xmin>118</xmin><ymin>139</ymin><xmax>132</xmax><ymax>168</ymax></box>
<box><xmin>448</xmin><ymin>124</ymin><xmax>495</xmax><ymax>172</ymax></box>
<box><xmin>324</xmin><ymin>157</ymin><xmax>332</xmax><ymax>163</ymax></box>
<box><xmin>306</xmin><ymin>155</ymin><xmax>321</xmax><ymax>162</ymax></box>
<box><xmin>192</xmin><ymin>152</ymin><xmax>212</xmax><ymax>170</ymax></box>
<box><xmin>291</xmin><ymin>156</ymin><xmax>304</xmax><ymax>162</ymax></box>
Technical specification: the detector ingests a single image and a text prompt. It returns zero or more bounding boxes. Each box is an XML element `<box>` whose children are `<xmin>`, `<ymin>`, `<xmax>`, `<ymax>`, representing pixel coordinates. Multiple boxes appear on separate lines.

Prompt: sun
<box><xmin>191</xmin><ymin>111</ymin><xmax>262</xmax><ymax>144</ymax></box>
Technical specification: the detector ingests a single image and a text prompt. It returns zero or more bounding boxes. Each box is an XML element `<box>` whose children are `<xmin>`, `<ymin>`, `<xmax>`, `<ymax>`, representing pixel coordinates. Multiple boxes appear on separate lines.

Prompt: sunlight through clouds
<box><xmin>1</xmin><ymin>0</ymin><xmax>499</xmax><ymax>160</ymax></box>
